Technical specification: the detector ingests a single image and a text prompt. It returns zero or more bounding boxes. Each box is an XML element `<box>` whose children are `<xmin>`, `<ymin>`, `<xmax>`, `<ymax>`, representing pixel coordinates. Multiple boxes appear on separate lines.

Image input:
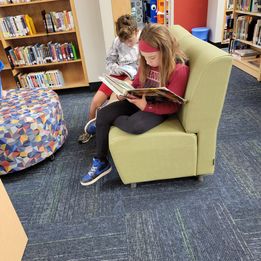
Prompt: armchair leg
<box><xmin>197</xmin><ymin>175</ymin><xmax>204</xmax><ymax>182</ymax></box>
<box><xmin>130</xmin><ymin>183</ymin><xmax>137</xmax><ymax>189</ymax></box>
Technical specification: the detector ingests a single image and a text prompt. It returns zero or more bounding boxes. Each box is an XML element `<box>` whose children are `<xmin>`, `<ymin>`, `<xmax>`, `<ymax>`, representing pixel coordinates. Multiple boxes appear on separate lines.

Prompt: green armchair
<box><xmin>109</xmin><ymin>25</ymin><xmax>232</xmax><ymax>187</ymax></box>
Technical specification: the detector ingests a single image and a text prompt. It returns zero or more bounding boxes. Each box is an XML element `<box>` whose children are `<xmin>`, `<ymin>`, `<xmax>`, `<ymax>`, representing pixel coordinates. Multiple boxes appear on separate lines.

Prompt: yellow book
<box><xmin>24</xmin><ymin>14</ymin><xmax>36</xmax><ymax>35</ymax></box>
<box><xmin>28</xmin><ymin>16</ymin><xmax>36</xmax><ymax>34</ymax></box>
<box><xmin>24</xmin><ymin>14</ymin><xmax>32</xmax><ymax>35</ymax></box>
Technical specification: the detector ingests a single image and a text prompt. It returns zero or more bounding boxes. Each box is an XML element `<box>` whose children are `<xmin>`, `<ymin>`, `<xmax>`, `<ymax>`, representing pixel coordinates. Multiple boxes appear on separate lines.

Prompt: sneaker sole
<box><xmin>78</xmin><ymin>135</ymin><xmax>94</xmax><ymax>144</ymax></box>
<box><xmin>80</xmin><ymin>166</ymin><xmax>112</xmax><ymax>186</ymax></box>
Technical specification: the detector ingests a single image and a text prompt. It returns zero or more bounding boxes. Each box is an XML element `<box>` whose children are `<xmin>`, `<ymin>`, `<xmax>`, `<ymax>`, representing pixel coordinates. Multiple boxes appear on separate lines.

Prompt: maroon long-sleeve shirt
<box><xmin>132</xmin><ymin>63</ymin><xmax>189</xmax><ymax>115</ymax></box>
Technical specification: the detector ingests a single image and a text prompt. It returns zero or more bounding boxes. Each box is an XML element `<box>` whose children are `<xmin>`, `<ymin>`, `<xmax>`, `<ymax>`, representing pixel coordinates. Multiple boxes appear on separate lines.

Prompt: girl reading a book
<box><xmin>80</xmin><ymin>23</ymin><xmax>190</xmax><ymax>186</ymax></box>
<box><xmin>78</xmin><ymin>14</ymin><xmax>140</xmax><ymax>144</ymax></box>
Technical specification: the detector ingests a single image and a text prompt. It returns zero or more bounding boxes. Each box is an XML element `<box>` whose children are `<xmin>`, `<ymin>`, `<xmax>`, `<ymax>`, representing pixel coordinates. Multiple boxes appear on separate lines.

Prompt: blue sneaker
<box><xmin>85</xmin><ymin>118</ymin><xmax>96</xmax><ymax>135</ymax></box>
<box><xmin>78</xmin><ymin>118</ymin><xmax>96</xmax><ymax>144</ymax></box>
<box><xmin>80</xmin><ymin>158</ymin><xmax>112</xmax><ymax>186</ymax></box>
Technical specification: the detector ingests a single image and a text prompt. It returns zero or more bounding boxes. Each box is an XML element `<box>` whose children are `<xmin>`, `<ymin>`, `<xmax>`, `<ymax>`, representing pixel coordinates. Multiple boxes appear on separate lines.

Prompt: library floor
<box><xmin>1</xmin><ymin>66</ymin><xmax>261</xmax><ymax>260</ymax></box>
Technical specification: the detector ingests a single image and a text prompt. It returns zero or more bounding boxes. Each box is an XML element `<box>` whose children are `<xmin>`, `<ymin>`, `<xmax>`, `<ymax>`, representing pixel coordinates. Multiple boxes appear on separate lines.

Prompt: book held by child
<box><xmin>99</xmin><ymin>74</ymin><xmax>187</xmax><ymax>104</ymax></box>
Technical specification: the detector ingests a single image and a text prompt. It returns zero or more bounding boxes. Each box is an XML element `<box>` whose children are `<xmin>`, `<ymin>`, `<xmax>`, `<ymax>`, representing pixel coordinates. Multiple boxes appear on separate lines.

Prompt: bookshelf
<box><xmin>0</xmin><ymin>39</ymin><xmax>16</xmax><ymax>89</ymax></box>
<box><xmin>222</xmin><ymin>0</ymin><xmax>234</xmax><ymax>44</ymax></box>
<box><xmin>0</xmin><ymin>0</ymin><xmax>88</xmax><ymax>90</ymax></box>
<box><xmin>230</xmin><ymin>0</ymin><xmax>261</xmax><ymax>81</ymax></box>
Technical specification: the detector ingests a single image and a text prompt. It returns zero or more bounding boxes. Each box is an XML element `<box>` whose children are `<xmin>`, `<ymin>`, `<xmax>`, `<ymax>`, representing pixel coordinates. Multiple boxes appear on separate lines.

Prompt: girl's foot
<box><xmin>80</xmin><ymin>158</ymin><xmax>112</xmax><ymax>186</ymax></box>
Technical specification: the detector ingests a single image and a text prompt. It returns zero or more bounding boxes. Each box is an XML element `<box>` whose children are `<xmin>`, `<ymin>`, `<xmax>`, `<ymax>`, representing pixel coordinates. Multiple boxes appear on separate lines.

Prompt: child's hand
<box><xmin>127</xmin><ymin>94</ymin><xmax>147</xmax><ymax>111</ymax></box>
<box><xmin>126</xmin><ymin>93</ymin><xmax>137</xmax><ymax>99</ymax></box>
<box><xmin>117</xmin><ymin>95</ymin><xmax>126</xmax><ymax>101</ymax></box>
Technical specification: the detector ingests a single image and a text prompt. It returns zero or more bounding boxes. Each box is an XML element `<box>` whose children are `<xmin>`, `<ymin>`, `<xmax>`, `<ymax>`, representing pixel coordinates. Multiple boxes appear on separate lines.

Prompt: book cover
<box><xmin>13</xmin><ymin>72</ymin><xmax>21</xmax><ymax>88</ymax></box>
<box><xmin>99</xmin><ymin>74</ymin><xmax>187</xmax><ymax>104</ymax></box>
<box><xmin>118</xmin><ymin>65</ymin><xmax>137</xmax><ymax>80</ymax></box>
<box><xmin>71</xmin><ymin>43</ymin><xmax>78</xmax><ymax>59</ymax></box>
<box><xmin>234</xmin><ymin>48</ymin><xmax>259</xmax><ymax>57</ymax></box>
<box><xmin>4</xmin><ymin>46</ymin><xmax>15</xmax><ymax>68</ymax></box>
<box><xmin>41</xmin><ymin>10</ymin><xmax>48</xmax><ymax>33</ymax></box>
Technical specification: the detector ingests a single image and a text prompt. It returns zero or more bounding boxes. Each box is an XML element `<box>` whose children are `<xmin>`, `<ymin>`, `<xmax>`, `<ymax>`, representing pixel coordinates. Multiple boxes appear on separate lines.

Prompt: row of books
<box><xmin>232</xmin><ymin>47</ymin><xmax>259</xmax><ymax>59</ymax></box>
<box><xmin>229</xmin><ymin>39</ymin><xmax>260</xmax><ymax>59</ymax></box>
<box><xmin>0</xmin><ymin>14</ymin><xmax>36</xmax><ymax>37</ymax></box>
<box><xmin>226</xmin><ymin>0</ymin><xmax>234</xmax><ymax>10</ymax></box>
<box><xmin>0</xmin><ymin>0</ymin><xmax>31</xmax><ymax>4</ymax></box>
<box><xmin>0</xmin><ymin>10</ymin><xmax>74</xmax><ymax>38</ymax></box>
<box><xmin>237</xmin><ymin>0</ymin><xmax>261</xmax><ymax>12</ymax></box>
<box><xmin>229</xmin><ymin>39</ymin><xmax>249</xmax><ymax>52</ymax></box>
<box><xmin>5</xmin><ymin>42</ymin><xmax>78</xmax><ymax>67</ymax></box>
<box><xmin>223</xmin><ymin>29</ymin><xmax>233</xmax><ymax>42</ymax></box>
<box><xmin>225</xmin><ymin>14</ymin><xmax>234</xmax><ymax>30</ymax></box>
<box><xmin>15</xmin><ymin>70</ymin><xmax>64</xmax><ymax>89</ymax></box>
<box><xmin>42</xmin><ymin>10</ymin><xmax>74</xmax><ymax>33</ymax></box>
<box><xmin>234</xmin><ymin>16</ymin><xmax>261</xmax><ymax>45</ymax></box>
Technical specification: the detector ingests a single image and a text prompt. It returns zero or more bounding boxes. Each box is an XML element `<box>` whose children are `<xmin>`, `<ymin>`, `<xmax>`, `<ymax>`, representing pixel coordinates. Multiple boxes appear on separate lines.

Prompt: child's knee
<box><xmin>129</xmin><ymin>124</ymin><xmax>147</xmax><ymax>134</ymax></box>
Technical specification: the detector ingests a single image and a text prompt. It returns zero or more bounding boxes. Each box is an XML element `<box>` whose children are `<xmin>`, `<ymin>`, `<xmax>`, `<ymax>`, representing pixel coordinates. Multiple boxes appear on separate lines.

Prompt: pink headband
<box><xmin>139</xmin><ymin>39</ymin><xmax>159</xmax><ymax>52</ymax></box>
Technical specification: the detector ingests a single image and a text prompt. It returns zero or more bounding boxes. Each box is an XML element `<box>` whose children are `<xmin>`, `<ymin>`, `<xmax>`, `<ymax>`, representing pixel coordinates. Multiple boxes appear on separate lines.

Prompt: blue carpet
<box><xmin>1</xmin><ymin>67</ymin><xmax>261</xmax><ymax>261</ymax></box>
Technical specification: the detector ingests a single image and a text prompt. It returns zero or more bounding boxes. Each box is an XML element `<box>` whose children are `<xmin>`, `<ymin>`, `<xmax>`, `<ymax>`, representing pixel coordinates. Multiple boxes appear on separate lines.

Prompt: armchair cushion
<box><xmin>109</xmin><ymin>117</ymin><xmax>197</xmax><ymax>184</ymax></box>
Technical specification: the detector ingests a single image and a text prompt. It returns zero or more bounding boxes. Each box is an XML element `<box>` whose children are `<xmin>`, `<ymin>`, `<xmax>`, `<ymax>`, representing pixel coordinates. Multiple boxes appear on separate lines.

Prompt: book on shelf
<box><xmin>46</xmin><ymin>11</ymin><xmax>74</xmax><ymax>32</ymax></box>
<box><xmin>4</xmin><ymin>46</ymin><xmax>15</xmax><ymax>68</ymax></box>
<box><xmin>24</xmin><ymin>14</ymin><xmax>36</xmax><ymax>35</ymax></box>
<box><xmin>0</xmin><ymin>14</ymin><xmax>36</xmax><ymax>37</ymax></box>
<box><xmin>0</xmin><ymin>1</ymin><xmax>32</xmax><ymax>4</ymax></box>
<box><xmin>258</xmin><ymin>0</ymin><xmax>261</xmax><ymax>12</ymax></box>
<box><xmin>232</xmin><ymin>53</ymin><xmax>259</xmax><ymax>60</ymax></box>
<box><xmin>237</xmin><ymin>0</ymin><xmax>261</xmax><ymax>12</ymax></box>
<box><xmin>16</xmin><ymin>69</ymin><xmax>64</xmax><ymax>88</ymax></box>
<box><xmin>13</xmin><ymin>72</ymin><xmax>22</xmax><ymax>88</ymax></box>
<box><xmin>99</xmin><ymin>74</ymin><xmax>187</xmax><ymax>104</ymax></box>
<box><xmin>251</xmin><ymin>0</ymin><xmax>260</xmax><ymax>12</ymax></box>
<box><xmin>226</xmin><ymin>0</ymin><xmax>234</xmax><ymax>9</ymax></box>
<box><xmin>253</xmin><ymin>19</ymin><xmax>261</xmax><ymax>45</ymax></box>
<box><xmin>3</xmin><ymin>42</ymin><xmax>78</xmax><ymax>67</ymax></box>
<box><xmin>234</xmin><ymin>48</ymin><xmax>259</xmax><ymax>57</ymax></box>
<box><xmin>117</xmin><ymin>65</ymin><xmax>137</xmax><ymax>80</ymax></box>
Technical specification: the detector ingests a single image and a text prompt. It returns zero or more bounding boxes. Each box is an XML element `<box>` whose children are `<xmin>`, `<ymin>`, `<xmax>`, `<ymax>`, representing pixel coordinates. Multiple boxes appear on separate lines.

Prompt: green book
<box><xmin>71</xmin><ymin>43</ymin><xmax>78</xmax><ymax>59</ymax></box>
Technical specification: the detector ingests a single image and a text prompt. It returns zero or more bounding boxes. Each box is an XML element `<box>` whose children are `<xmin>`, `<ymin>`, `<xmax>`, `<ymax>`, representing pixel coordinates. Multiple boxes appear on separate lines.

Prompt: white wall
<box><xmin>207</xmin><ymin>0</ymin><xmax>225</xmax><ymax>43</ymax></box>
<box><xmin>99</xmin><ymin>0</ymin><xmax>115</xmax><ymax>53</ymax></box>
<box><xmin>74</xmin><ymin>0</ymin><xmax>106</xmax><ymax>82</ymax></box>
<box><xmin>74</xmin><ymin>0</ymin><xmax>226</xmax><ymax>82</ymax></box>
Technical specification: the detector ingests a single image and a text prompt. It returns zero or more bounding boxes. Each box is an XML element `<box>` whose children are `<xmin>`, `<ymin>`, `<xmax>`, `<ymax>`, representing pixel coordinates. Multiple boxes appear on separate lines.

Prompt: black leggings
<box><xmin>95</xmin><ymin>100</ymin><xmax>166</xmax><ymax>160</ymax></box>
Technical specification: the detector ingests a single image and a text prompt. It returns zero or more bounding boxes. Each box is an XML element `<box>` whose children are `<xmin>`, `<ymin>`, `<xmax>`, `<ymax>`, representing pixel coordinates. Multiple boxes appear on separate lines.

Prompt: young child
<box><xmin>80</xmin><ymin>23</ymin><xmax>190</xmax><ymax>186</ymax></box>
<box><xmin>78</xmin><ymin>14</ymin><xmax>140</xmax><ymax>143</ymax></box>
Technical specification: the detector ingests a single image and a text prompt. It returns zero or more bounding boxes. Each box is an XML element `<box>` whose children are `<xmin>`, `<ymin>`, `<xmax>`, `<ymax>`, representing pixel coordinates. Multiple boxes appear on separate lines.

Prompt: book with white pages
<box><xmin>99</xmin><ymin>74</ymin><xmax>187</xmax><ymax>104</ymax></box>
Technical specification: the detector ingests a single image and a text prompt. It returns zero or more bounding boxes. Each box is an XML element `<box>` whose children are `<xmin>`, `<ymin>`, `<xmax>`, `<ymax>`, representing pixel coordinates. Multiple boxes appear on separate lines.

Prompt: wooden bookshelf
<box><xmin>2</xmin><ymin>30</ymin><xmax>76</xmax><ymax>40</ymax></box>
<box><xmin>0</xmin><ymin>39</ymin><xmax>16</xmax><ymax>88</ymax></box>
<box><xmin>222</xmin><ymin>0</ymin><xmax>234</xmax><ymax>44</ymax></box>
<box><xmin>230</xmin><ymin>0</ymin><xmax>261</xmax><ymax>81</ymax></box>
<box><xmin>0</xmin><ymin>0</ymin><xmax>88</xmax><ymax>90</ymax></box>
<box><xmin>0</xmin><ymin>0</ymin><xmax>58</xmax><ymax>7</ymax></box>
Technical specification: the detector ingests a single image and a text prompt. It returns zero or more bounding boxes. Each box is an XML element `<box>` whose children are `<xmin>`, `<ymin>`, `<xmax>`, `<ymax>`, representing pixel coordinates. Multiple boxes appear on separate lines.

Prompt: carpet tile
<box><xmin>1</xmin><ymin>67</ymin><xmax>261</xmax><ymax>260</ymax></box>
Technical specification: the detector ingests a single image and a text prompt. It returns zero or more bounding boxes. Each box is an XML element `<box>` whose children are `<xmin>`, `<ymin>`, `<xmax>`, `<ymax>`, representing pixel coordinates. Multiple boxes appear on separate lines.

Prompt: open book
<box><xmin>99</xmin><ymin>74</ymin><xmax>187</xmax><ymax>104</ymax></box>
<box><xmin>117</xmin><ymin>65</ymin><xmax>137</xmax><ymax>80</ymax></box>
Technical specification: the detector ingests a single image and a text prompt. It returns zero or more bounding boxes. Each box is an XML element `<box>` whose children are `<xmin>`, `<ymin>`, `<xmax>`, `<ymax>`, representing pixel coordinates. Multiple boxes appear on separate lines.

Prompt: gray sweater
<box><xmin>105</xmin><ymin>36</ymin><xmax>139</xmax><ymax>77</ymax></box>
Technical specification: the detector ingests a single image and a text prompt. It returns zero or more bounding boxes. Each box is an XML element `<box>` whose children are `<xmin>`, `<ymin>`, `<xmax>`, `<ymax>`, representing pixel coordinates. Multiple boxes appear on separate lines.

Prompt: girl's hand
<box><xmin>116</xmin><ymin>94</ymin><xmax>126</xmax><ymax>101</ymax></box>
<box><xmin>127</xmin><ymin>94</ymin><xmax>147</xmax><ymax>111</ymax></box>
